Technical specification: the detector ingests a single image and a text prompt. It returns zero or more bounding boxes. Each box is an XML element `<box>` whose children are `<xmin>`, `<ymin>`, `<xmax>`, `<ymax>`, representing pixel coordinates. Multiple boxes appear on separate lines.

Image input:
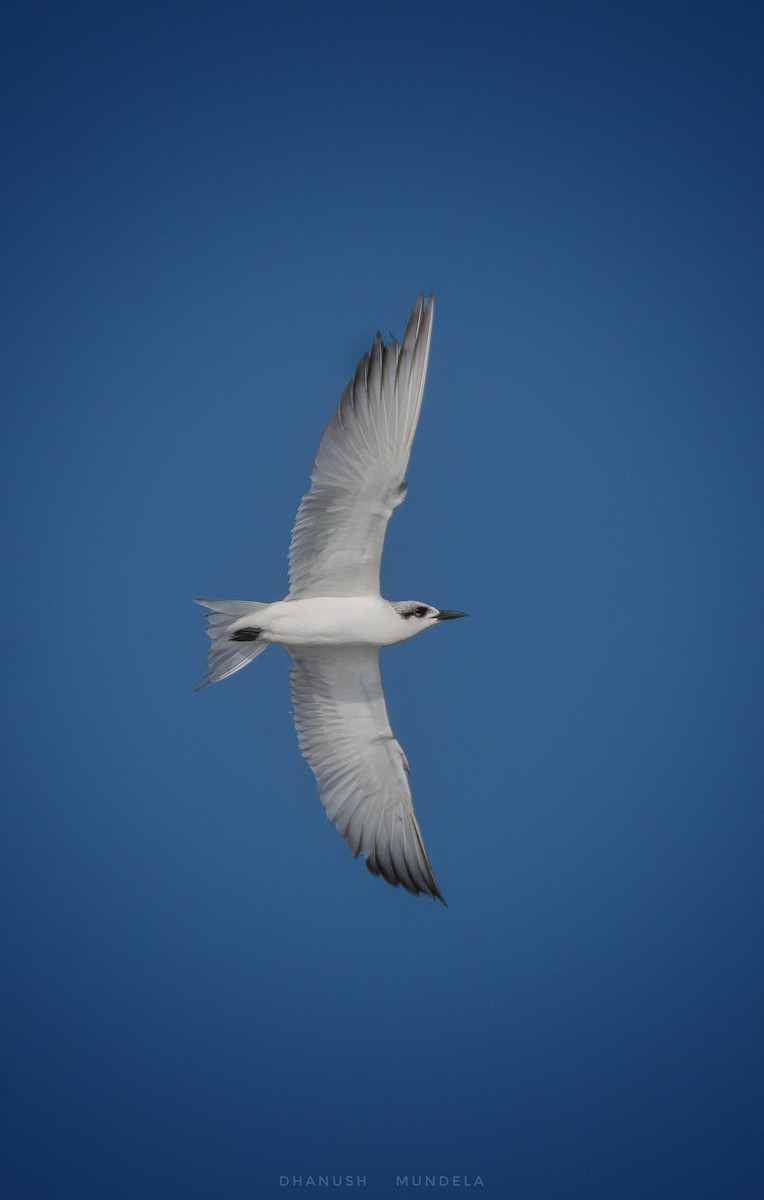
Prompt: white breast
<box><xmin>230</xmin><ymin>595</ymin><xmax>403</xmax><ymax>648</ymax></box>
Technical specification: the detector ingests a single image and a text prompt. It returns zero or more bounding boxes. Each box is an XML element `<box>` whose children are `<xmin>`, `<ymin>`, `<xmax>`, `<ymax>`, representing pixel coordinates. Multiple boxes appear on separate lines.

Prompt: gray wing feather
<box><xmin>288</xmin><ymin>295</ymin><xmax>434</xmax><ymax>598</ymax></box>
<box><xmin>289</xmin><ymin>646</ymin><xmax>445</xmax><ymax>902</ymax></box>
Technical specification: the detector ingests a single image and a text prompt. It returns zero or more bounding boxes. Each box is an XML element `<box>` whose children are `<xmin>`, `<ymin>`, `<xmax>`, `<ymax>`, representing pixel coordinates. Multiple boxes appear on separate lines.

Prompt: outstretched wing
<box><xmin>288</xmin><ymin>294</ymin><xmax>434</xmax><ymax>599</ymax></box>
<box><xmin>289</xmin><ymin>646</ymin><xmax>445</xmax><ymax>902</ymax></box>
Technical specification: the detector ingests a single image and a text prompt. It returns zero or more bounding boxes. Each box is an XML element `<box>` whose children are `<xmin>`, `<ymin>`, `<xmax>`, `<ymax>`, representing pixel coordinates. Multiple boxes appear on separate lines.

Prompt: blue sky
<box><xmin>2</xmin><ymin>2</ymin><xmax>763</xmax><ymax>1198</ymax></box>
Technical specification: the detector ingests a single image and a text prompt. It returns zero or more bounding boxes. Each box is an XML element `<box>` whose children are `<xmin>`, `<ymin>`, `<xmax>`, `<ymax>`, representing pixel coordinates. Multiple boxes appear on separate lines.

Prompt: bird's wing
<box><xmin>289</xmin><ymin>646</ymin><xmax>445</xmax><ymax>902</ymax></box>
<box><xmin>288</xmin><ymin>294</ymin><xmax>434</xmax><ymax>598</ymax></box>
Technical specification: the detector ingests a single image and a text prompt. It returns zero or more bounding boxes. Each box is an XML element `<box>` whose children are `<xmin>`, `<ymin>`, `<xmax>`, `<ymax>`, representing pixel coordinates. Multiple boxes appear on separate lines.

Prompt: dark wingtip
<box><xmin>363</xmin><ymin>855</ymin><xmax>447</xmax><ymax>905</ymax></box>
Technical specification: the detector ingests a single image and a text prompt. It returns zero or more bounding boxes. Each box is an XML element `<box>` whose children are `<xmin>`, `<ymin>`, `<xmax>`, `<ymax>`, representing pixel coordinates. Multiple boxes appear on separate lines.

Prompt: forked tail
<box><xmin>194</xmin><ymin>599</ymin><xmax>271</xmax><ymax>690</ymax></box>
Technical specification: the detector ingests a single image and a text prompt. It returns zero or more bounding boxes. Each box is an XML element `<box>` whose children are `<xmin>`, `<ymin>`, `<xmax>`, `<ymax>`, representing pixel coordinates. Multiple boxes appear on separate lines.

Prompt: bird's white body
<box><xmin>195</xmin><ymin>295</ymin><xmax>465</xmax><ymax>903</ymax></box>
<box><xmin>229</xmin><ymin>596</ymin><xmax>429</xmax><ymax>648</ymax></box>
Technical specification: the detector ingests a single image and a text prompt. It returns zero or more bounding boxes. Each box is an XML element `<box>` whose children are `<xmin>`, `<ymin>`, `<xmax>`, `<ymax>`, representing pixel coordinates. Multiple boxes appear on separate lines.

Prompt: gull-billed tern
<box><xmin>195</xmin><ymin>295</ymin><xmax>466</xmax><ymax>903</ymax></box>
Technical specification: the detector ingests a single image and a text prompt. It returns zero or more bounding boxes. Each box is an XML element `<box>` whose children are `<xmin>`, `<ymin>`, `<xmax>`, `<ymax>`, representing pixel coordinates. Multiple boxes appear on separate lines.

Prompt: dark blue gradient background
<box><xmin>2</xmin><ymin>3</ymin><xmax>763</xmax><ymax>1198</ymax></box>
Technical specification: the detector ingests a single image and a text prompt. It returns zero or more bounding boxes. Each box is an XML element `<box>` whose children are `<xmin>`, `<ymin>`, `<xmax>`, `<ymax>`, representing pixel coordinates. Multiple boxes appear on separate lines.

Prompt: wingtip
<box><xmin>363</xmin><ymin>852</ymin><xmax>447</xmax><ymax>905</ymax></box>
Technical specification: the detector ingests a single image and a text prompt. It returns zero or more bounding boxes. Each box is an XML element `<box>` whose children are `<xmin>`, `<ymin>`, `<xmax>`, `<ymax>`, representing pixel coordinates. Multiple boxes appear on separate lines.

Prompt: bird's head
<box><xmin>390</xmin><ymin>601</ymin><xmax>468</xmax><ymax>640</ymax></box>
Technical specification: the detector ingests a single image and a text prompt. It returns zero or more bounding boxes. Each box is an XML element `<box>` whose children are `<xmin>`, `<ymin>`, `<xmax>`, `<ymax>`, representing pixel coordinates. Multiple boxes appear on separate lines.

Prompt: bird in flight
<box><xmin>195</xmin><ymin>295</ymin><xmax>466</xmax><ymax>903</ymax></box>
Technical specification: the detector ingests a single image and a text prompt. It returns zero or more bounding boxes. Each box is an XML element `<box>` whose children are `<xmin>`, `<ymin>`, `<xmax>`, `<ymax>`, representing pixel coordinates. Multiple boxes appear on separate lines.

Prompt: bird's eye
<box><xmin>414</xmin><ymin>605</ymin><xmax>429</xmax><ymax>618</ymax></box>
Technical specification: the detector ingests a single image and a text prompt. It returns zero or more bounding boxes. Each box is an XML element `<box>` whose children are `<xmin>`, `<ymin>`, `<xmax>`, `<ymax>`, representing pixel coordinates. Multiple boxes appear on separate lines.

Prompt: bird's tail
<box><xmin>194</xmin><ymin>598</ymin><xmax>271</xmax><ymax>691</ymax></box>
